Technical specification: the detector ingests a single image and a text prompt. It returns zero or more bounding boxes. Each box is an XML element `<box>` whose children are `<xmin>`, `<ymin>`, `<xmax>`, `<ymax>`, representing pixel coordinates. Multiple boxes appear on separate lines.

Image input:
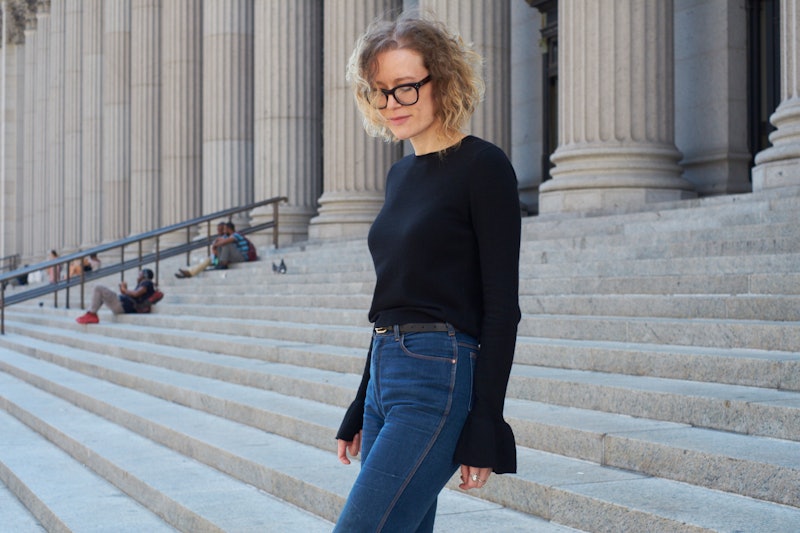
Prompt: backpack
<box><xmin>135</xmin><ymin>289</ymin><xmax>164</xmax><ymax>314</ymax></box>
<box><xmin>244</xmin><ymin>237</ymin><xmax>258</xmax><ymax>261</ymax></box>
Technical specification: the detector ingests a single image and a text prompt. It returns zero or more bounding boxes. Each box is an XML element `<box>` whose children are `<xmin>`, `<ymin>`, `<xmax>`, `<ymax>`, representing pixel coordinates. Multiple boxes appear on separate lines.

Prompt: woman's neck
<box><xmin>410</xmin><ymin>128</ymin><xmax>466</xmax><ymax>156</ymax></box>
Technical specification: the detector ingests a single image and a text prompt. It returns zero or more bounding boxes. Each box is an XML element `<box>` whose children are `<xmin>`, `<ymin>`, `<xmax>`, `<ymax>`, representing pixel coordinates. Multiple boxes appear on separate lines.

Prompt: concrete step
<box><xmin>514</xmin><ymin>336</ymin><xmax>800</xmax><ymax>391</ymax></box>
<box><xmin>522</xmin><ymin>186</ymin><xmax>800</xmax><ymax>241</ymax></box>
<box><xmin>13</xmin><ymin>310</ymin><xmax>797</xmax><ymax>396</ymax></box>
<box><xmin>159</xmin><ymin>249</ymin><xmax>800</xmax><ymax>293</ymax></box>
<box><xmin>519</xmin><ymin>272</ymin><xmax>800</xmax><ymax>296</ymax></box>
<box><xmin>2</xmin><ymin>322</ymin><xmax>798</xmax><ymax>509</ymax></box>
<box><xmin>505</xmin><ymin>399</ymin><xmax>800</xmax><ymax>508</ymax></box>
<box><xmin>0</xmin><ymin>348</ymin><xmax>577</xmax><ymax>532</ymax></box>
<box><xmin>508</xmin><ymin>365</ymin><xmax>800</xmax><ymax>441</ymax></box>
<box><xmin>519</xmin><ymin>293</ymin><xmax>800</xmax><ymax>321</ymax></box>
<box><xmin>17</xmin><ymin>303</ymin><xmax>800</xmax><ymax>364</ymax></box>
<box><xmin>157</xmin><ymin>288</ymin><xmax>800</xmax><ymax>321</ymax></box>
<box><xmin>0</xmin><ymin>410</ymin><xmax>176</xmax><ymax>533</ymax></box>
<box><xmin>2</xmin><ymin>337</ymin><xmax>797</xmax><ymax>532</ymax></box>
<box><xmin>520</xmin><ymin>217</ymin><xmax>799</xmax><ymax>252</ymax></box>
<box><xmin>489</xmin><ymin>446</ymin><xmax>800</xmax><ymax>533</ymax></box>
<box><xmin>0</xmin><ymin>479</ymin><xmax>46</xmax><ymax>533</ymax></box>
<box><xmin>518</xmin><ymin>313</ymin><xmax>800</xmax><ymax>352</ymax></box>
<box><xmin>0</xmin><ymin>372</ymin><xmax>337</xmax><ymax>532</ymax></box>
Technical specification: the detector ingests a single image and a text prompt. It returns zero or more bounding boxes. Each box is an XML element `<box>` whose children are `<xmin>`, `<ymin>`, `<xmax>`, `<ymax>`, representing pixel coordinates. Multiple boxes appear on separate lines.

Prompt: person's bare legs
<box><xmin>188</xmin><ymin>257</ymin><xmax>212</xmax><ymax>276</ymax></box>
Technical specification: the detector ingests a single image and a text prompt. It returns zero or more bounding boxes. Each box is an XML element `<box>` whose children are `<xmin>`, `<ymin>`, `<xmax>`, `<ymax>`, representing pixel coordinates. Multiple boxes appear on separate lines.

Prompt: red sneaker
<box><xmin>76</xmin><ymin>311</ymin><xmax>99</xmax><ymax>324</ymax></box>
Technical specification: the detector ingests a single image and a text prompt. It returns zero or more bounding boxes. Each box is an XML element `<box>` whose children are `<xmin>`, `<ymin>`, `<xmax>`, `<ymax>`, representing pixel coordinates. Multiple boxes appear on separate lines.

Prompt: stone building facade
<box><xmin>0</xmin><ymin>0</ymin><xmax>798</xmax><ymax>263</ymax></box>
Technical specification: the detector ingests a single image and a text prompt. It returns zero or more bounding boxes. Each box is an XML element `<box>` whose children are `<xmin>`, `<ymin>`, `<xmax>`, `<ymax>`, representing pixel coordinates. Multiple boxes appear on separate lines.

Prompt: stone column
<box><xmin>22</xmin><ymin>20</ymin><xmax>35</xmax><ymax>259</ymax></box>
<box><xmin>34</xmin><ymin>9</ymin><xmax>49</xmax><ymax>254</ymax></box>
<box><xmin>130</xmin><ymin>0</ymin><xmax>162</xmax><ymax>236</ymax></box>
<box><xmin>82</xmin><ymin>0</ymin><xmax>103</xmax><ymax>247</ymax></box>
<box><xmin>675</xmin><ymin>0</ymin><xmax>750</xmax><ymax>195</ymax></box>
<box><xmin>511</xmin><ymin>0</ymin><xmax>543</xmax><ymax>214</ymax></box>
<box><xmin>48</xmin><ymin>0</ymin><xmax>65</xmax><ymax>249</ymax></box>
<box><xmin>752</xmin><ymin>0</ymin><xmax>800</xmax><ymax>190</ymax></box>
<box><xmin>103</xmin><ymin>0</ymin><xmax>131</xmax><ymax>241</ymax></box>
<box><xmin>162</xmin><ymin>0</ymin><xmax>202</xmax><ymax>242</ymax></box>
<box><xmin>420</xmin><ymin>0</ymin><xmax>512</xmax><ymax>153</ymax></box>
<box><xmin>203</xmin><ymin>0</ymin><xmax>254</xmax><ymax>225</ymax></box>
<box><xmin>2</xmin><ymin>44</ymin><xmax>19</xmax><ymax>258</ymax></box>
<box><xmin>539</xmin><ymin>0</ymin><xmax>695</xmax><ymax>214</ymax></box>
<box><xmin>63</xmin><ymin>0</ymin><xmax>82</xmax><ymax>250</ymax></box>
<box><xmin>309</xmin><ymin>0</ymin><xmax>403</xmax><ymax>240</ymax></box>
<box><xmin>253</xmin><ymin>0</ymin><xmax>322</xmax><ymax>245</ymax></box>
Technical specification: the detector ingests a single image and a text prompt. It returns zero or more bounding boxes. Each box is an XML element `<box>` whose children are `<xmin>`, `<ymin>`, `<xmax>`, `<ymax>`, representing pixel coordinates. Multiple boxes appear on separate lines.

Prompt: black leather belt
<box><xmin>374</xmin><ymin>322</ymin><xmax>450</xmax><ymax>335</ymax></box>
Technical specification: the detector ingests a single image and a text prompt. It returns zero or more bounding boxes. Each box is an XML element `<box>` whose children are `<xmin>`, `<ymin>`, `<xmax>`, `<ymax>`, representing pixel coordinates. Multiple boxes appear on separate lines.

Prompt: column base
<box><xmin>308</xmin><ymin>191</ymin><xmax>384</xmax><ymax>240</ymax></box>
<box><xmin>752</xmin><ymin>99</ymin><xmax>800</xmax><ymax>191</ymax></box>
<box><xmin>540</xmin><ymin>145</ymin><xmax>696</xmax><ymax>214</ymax></box>
<box><xmin>751</xmin><ymin>155</ymin><xmax>800</xmax><ymax>191</ymax></box>
<box><xmin>251</xmin><ymin>204</ymin><xmax>316</xmax><ymax>247</ymax></box>
<box><xmin>540</xmin><ymin>185</ymin><xmax>697</xmax><ymax>214</ymax></box>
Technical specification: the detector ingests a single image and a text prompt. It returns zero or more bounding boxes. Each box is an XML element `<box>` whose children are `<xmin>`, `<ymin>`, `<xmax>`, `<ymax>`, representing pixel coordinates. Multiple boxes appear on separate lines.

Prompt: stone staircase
<box><xmin>1</xmin><ymin>186</ymin><xmax>799</xmax><ymax>532</ymax></box>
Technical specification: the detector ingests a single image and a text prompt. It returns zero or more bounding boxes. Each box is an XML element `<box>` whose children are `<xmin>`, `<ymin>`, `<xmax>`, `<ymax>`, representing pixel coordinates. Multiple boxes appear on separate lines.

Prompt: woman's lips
<box><xmin>388</xmin><ymin>115</ymin><xmax>410</xmax><ymax>126</ymax></box>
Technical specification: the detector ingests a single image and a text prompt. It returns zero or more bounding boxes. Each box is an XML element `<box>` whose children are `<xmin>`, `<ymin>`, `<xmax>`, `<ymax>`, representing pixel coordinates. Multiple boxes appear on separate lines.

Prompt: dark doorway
<box><xmin>747</xmin><ymin>0</ymin><xmax>781</xmax><ymax>168</ymax></box>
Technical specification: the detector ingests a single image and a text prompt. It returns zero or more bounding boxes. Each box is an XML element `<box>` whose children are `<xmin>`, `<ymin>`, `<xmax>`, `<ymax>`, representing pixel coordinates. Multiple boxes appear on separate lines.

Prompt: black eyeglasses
<box><xmin>369</xmin><ymin>75</ymin><xmax>432</xmax><ymax>109</ymax></box>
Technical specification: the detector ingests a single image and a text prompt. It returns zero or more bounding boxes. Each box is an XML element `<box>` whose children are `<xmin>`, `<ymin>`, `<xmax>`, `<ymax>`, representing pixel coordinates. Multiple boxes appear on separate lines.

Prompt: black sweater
<box><xmin>337</xmin><ymin>135</ymin><xmax>521</xmax><ymax>474</ymax></box>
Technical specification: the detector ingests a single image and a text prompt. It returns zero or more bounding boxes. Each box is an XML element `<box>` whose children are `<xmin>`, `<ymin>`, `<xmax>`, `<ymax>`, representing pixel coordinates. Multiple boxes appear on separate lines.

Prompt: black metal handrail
<box><xmin>0</xmin><ymin>253</ymin><xmax>20</xmax><ymax>273</ymax></box>
<box><xmin>0</xmin><ymin>196</ymin><xmax>288</xmax><ymax>334</ymax></box>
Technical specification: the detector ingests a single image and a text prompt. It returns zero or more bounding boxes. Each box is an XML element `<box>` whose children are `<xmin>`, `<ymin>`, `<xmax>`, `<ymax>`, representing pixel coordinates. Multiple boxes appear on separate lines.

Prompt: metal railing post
<box><xmin>273</xmin><ymin>201</ymin><xmax>280</xmax><ymax>248</ymax></box>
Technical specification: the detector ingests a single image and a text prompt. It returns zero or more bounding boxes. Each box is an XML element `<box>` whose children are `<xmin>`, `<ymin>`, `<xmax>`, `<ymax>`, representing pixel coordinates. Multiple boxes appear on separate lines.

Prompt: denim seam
<box><xmin>375</xmin><ymin>333</ymin><xmax>460</xmax><ymax>532</ymax></box>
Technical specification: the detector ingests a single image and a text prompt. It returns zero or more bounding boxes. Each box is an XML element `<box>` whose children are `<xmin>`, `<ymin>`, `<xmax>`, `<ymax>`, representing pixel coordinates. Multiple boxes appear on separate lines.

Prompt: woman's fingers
<box><xmin>337</xmin><ymin>431</ymin><xmax>362</xmax><ymax>465</ymax></box>
<box><xmin>458</xmin><ymin>465</ymin><xmax>492</xmax><ymax>490</ymax></box>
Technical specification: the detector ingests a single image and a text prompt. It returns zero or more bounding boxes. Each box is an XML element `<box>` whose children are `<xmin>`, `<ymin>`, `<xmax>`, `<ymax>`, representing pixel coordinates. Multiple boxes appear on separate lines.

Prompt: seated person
<box><xmin>176</xmin><ymin>221</ymin><xmax>249</xmax><ymax>276</ymax></box>
<box><xmin>175</xmin><ymin>222</ymin><xmax>226</xmax><ymax>278</ymax></box>
<box><xmin>76</xmin><ymin>268</ymin><xmax>156</xmax><ymax>325</ymax></box>
<box><xmin>69</xmin><ymin>258</ymin><xmax>85</xmax><ymax>278</ymax></box>
<box><xmin>214</xmin><ymin>222</ymin><xmax>250</xmax><ymax>270</ymax></box>
<box><xmin>84</xmin><ymin>253</ymin><xmax>101</xmax><ymax>272</ymax></box>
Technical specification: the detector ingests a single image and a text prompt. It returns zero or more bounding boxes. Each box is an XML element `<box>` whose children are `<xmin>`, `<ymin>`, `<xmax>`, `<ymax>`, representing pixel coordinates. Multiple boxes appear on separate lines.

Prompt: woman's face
<box><xmin>373</xmin><ymin>48</ymin><xmax>441</xmax><ymax>153</ymax></box>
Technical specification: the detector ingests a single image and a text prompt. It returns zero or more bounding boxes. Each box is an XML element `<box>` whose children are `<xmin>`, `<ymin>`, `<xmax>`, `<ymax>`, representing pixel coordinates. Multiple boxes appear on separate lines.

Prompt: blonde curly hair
<box><xmin>346</xmin><ymin>11</ymin><xmax>485</xmax><ymax>142</ymax></box>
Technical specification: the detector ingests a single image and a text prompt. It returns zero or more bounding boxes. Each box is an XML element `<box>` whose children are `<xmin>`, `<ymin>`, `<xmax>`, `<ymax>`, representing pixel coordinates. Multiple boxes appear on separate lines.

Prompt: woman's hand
<box><xmin>459</xmin><ymin>464</ymin><xmax>492</xmax><ymax>490</ymax></box>
<box><xmin>337</xmin><ymin>431</ymin><xmax>362</xmax><ymax>465</ymax></box>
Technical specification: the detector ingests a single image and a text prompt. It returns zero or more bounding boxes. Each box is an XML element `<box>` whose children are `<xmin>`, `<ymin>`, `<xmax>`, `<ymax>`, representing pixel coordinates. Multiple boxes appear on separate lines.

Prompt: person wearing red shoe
<box><xmin>76</xmin><ymin>268</ymin><xmax>156</xmax><ymax>324</ymax></box>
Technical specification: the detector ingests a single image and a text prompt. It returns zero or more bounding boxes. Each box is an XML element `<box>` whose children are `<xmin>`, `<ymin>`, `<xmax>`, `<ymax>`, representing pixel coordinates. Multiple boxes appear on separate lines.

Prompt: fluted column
<box><xmin>48</xmin><ymin>0</ymin><xmax>65</xmax><ymax>249</ymax></box>
<box><xmin>752</xmin><ymin>0</ymin><xmax>800</xmax><ymax>190</ymax></box>
<box><xmin>103</xmin><ymin>0</ymin><xmax>131</xmax><ymax>240</ymax></box>
<box><xmin>33</xmin><ymin>9</ymin><xmax>49</xmax><ymax>254</ymax></box>
<box><xmin>420</xmin><ymin>0</ymin><xmax>512</xmax><ymax>153</ymax></box>
<box><xmin>82</xmin><ymin>0</ymin><xmax>103</xmax><ymax>247</ymax></box>
<box><xmin>63</xmin><ymin>0</ymin><xmax>82</xmax><ymax>250</ymax></box>
<box><xmin>162</xmin><ymin>0</ymin><xmax>202</xmax><ymax>242</ymax></box>
<box><xmin>253</xmin><ymin>0</ymin><xmax>322</xmax><ymax>245</ymax></box>
<box><xmin>203</xmin><ymin>0</ymin><xmax>253</xmax><ymax>225</ymax></box>
<box><xmin>22</xmin><ymin>20</ymin><xmax>35</xmax><ymax>259</ymax></box>
<box><xmin>309</xmin><ymin>0</ymin><xmax>403</xmax><ymax>240</ymax></box>
<box><xmin>2</xmin><ymin>44</ymin><xmax>20</xmax><ymax>259</ymax></box>
<box><xmin>130</xmin><ymin>0</ymin><xmax>162</xmax><ymax>236</ymax></box>
<box><xmin>539</xmin><ymin>0</ymin><xmax>695</xmax><ymax>214</ymax></box>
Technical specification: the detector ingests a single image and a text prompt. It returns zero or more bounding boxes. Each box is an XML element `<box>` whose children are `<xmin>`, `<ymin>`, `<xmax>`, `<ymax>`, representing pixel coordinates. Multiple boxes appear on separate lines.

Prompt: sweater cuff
<box><xmin>453</xmin><ymin>412</ymin><xmax>517</xmax><ymax>474</ymax></box>
<box><xmin>335</xmin><ymin>399</ymin><xmax>365</xmax><ymax>441</ymax></box>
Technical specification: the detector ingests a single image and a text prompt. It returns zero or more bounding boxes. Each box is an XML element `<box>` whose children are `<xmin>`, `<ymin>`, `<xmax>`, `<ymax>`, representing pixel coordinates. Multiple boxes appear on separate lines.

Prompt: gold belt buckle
<box><xmin>374</xmin><ymin>326</ymin><xmax>389</xmax><ymax>334</ymax></box>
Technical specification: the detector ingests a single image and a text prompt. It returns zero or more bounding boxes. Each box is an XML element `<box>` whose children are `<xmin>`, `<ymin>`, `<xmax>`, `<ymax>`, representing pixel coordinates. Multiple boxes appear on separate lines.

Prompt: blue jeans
<box><xmin>334</xmin><ymin>324</ymin><xmax>479</xmax><ymax>533</ymax></box>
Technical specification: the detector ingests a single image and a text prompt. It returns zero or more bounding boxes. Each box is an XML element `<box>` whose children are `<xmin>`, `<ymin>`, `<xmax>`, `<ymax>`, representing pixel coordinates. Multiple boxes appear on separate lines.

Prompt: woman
<box><xmin>334</xmin><ymin>12</ymin><xmax>521</xmax><ymax>532</ymax></box>
<box><xmin>47</xmin><ymin>250</ymin><xmax>61</xmax><ymax>284</ymax></box>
